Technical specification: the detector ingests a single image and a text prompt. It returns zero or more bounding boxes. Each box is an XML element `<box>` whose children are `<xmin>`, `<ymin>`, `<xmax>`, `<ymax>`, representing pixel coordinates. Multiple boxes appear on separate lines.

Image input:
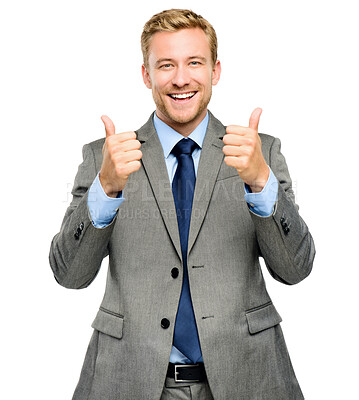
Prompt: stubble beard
<box><xmin>154</xmin><ymin>86</ymin><xmax>212</xmax><ymax>127</ymax></box>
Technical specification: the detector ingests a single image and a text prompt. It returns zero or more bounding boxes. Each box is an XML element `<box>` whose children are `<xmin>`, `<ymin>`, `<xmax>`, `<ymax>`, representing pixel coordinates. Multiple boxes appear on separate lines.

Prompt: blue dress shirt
<box><xmin>87</xmin><ymin>111</ymin><xmax>278</xmax><ymax>363</ymax></box>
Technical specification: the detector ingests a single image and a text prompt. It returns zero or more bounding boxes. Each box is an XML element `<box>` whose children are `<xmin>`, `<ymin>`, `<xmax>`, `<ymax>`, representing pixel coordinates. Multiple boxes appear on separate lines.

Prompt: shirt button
<box><xmin>161</xmin><ymin>318</ymin><xmax>170</xmax><ymax>329</ymax></box>
<box><xmin>171</xmin><ymin>268</ymin><xmax>179</xmax><ymax>279</ymax></box>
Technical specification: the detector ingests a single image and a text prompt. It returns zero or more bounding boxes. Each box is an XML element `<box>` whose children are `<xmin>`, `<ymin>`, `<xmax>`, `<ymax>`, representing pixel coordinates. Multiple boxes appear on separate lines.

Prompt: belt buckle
<box><xmin>174</xmin><ymin>364</ymin><xmax>200</xmax><ymax>383</ymax></box>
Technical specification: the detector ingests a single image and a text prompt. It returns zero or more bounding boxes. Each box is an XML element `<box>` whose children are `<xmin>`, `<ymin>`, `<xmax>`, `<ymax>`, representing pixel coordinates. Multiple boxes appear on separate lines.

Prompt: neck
<box><xmin>155</xmin><ymin>109</ymin><xmax>208</xmax><ymax>137</ymax></box>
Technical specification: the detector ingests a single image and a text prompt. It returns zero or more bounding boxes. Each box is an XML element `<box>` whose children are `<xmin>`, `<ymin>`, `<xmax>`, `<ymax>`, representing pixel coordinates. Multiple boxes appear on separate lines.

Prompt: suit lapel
<box><xmin>136</xmin><ymin>114</ymin><xmax>182</xmax><ymax>261</ymax></box>
<box><xmin>136</xmin><ymin>112</ymin><xmax>226</xmax><ymax>261</ymax></box>
<box><xmin>188</xmin><ymin>112</ymin><xmax>226</xmax><ymax>254</ymax></box>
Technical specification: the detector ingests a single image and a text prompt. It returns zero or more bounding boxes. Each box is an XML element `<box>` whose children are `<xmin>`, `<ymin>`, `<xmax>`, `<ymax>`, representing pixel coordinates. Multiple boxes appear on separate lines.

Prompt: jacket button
<box><xmin>171</xmin><ymin>268</ymin><xmax>179</xmax><ymax>279</ymax></box>
<box><xmin>74</xmin><ymin>231</ymin><xmax>80</xmax><ymax>240</ymax></box>
<box><xmin>161</xmin><ymin>318</ymin><xmax>170</xmax><ymax>329</ymax></box>
<box><xmin>283</xmin><ymin>226</ymin><xmax>290</xmax><ymax>235</ymax></box>
<box><xmin>79</xmin><ymin>222</ymin><xmax>84</xmax><ymax>231</ymax></box>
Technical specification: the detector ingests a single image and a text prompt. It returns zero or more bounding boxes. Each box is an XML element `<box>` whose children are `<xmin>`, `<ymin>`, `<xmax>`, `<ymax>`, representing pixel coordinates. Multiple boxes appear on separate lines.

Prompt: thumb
<box><xmin>248</xmin><ymin>107</ymin><xmax>262</xmax><ymax>131</ymax></box>
<box><xmin>101</xmin><ymin>115</ymin><xmax>116</xmax><ymax>137</ymax></box>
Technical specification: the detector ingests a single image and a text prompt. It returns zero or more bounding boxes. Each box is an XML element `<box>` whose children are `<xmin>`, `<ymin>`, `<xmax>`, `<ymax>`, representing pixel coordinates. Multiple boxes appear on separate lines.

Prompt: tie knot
<box><xmin>171</xmin><ymin>138</ymin><xmax>198</xmax><ymax>158</ymax></box>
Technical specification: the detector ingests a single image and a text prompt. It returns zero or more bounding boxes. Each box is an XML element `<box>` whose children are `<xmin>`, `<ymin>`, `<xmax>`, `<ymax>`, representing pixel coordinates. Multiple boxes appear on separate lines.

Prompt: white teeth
<box><xmin>170</xmin><ymin>92</ymin><xmax>195</xmax><ymax>99</ymax></box>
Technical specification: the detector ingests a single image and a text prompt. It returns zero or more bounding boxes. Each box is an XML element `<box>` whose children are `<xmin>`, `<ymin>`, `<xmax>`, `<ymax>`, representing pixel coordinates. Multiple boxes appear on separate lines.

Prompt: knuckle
<box><xmin>108</xmin><ymin>141</ymin><xmax>120</xmax><ymax>156</ymax></box>
<box><xmin>112</xmin><ymin>152</ymin><xmax>123</xmax><ymax>164</ymax></box>
<box><xmin>242</xmin><ymin>158</ymin><xmax>249</xmax><ymax>169</ymax></box>
<box><xmin>111</xmin><ymin>150</ymin><xmax>122</xmax><ymax>162</ymax></box>
<box><xmin>115</xmin><ymin>165</ymin><xmax>125</xmax><ymax>176</ymax></box>
<box><xmin>109</xmin><ymin>150</ymin><xmax>117</xmax><ymax>163</ymax></box>
<box><xmin>105</xmin><ymin>137</ymin><xmax>112</xmax><ymax>150</ymax></box>
<box><xmin>246</xmin><ymin>146</ymin><xmax>254</xmax><ymax>157</ymax></box>
<box><xmin>246</xmin><ymin>138</ymin><xmax>255</xmax><ymax>147</ymax></box>
<box><xmin>107</xmin><ymin>145</ymin><xmax>114</xmax><ymax>157</ymax></box>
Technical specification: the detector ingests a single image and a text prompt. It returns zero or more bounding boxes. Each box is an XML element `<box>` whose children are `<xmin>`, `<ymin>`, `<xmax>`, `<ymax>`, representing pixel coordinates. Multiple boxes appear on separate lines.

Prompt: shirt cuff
<box><xmin>87</xmin><ymin>172</ymin><xmax>125</xmax><ymax>228</ymax></box>
<box><xmin>244</xmin><ymin>167</ymin><xmax>278</xmax><ymax>217</ymax></box>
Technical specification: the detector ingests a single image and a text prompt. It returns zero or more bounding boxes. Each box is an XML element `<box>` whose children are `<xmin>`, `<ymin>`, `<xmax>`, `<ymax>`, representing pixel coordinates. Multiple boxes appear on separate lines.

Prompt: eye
<box><xmin>160</xmin><ymin>64</ymin><xmax>173</xmax><ymax>69</ymax></box>
<box><xmin>190</xmin><ymin>61</ymin><xmax>200</xmax><ymax>66</ymax></box>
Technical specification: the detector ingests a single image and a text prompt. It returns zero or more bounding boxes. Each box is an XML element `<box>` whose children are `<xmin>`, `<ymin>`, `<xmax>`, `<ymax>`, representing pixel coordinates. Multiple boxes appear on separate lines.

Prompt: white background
<box><xmin>1</xmin><ymin>0</ymin><xmax>358</xmax><ymax>398</ymax></box>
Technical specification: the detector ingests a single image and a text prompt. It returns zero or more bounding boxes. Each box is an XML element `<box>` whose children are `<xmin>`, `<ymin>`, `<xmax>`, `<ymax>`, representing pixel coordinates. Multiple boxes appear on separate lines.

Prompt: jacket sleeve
<box><xmin>49</xmin><ymin>143</ymin><xmax>116</xmax><ymax>289</ymax></box>
<box><xmin>249</xmin><ymin>137</ymin><xmax>315</xmax><ymax>285</ymax></box>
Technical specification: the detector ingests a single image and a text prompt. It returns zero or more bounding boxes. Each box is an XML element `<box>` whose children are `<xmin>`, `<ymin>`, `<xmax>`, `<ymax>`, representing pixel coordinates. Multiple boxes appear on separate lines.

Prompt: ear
<box><xmin>211</xmin><ymin>60</ymin><xmax>221</xmax><ymax>86</ymax></box>
<box><xmin>142</xmin><ymin>64</ymin><xmax>152</xmax><ymax>89</ymax></box>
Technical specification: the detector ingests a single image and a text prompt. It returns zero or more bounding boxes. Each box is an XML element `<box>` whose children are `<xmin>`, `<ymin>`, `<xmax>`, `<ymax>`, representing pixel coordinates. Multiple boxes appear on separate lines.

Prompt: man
<box><xmin>50</xmin><ymin>9</ymin><xmax>315</xmax><ymax>400</ymax></box>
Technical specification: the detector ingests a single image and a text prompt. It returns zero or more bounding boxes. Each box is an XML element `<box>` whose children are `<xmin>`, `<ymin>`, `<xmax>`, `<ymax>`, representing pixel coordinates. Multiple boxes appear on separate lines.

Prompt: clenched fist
<box><xmin>99</xmin><ymin>115</ymin><xmax>142</xmax><ymax>198</ymax></box>
<box><xmin>223</xmin><ymin>108</ymin><xmax>269</xmax><ymax>193</ymax></box>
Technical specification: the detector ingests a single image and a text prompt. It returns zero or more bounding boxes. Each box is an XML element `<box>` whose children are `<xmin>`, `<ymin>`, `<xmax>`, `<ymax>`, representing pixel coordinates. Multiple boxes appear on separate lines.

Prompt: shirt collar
<box><xmin>153</xmin><ymin>111</ymin><xmax>209</xmax><ymax>159</ymax></box>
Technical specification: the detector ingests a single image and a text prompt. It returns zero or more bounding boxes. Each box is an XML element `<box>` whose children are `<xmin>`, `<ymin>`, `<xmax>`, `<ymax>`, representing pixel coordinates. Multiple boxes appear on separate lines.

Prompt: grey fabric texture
<box><xmin>160</xmin><ymin>377</ymin><xmax>214</xmax><ymax>399</ymax></box>
<box><xmin>49</xmin><ymin>111</ymin><xmax>315</xmax><ymax>400</ymax></box>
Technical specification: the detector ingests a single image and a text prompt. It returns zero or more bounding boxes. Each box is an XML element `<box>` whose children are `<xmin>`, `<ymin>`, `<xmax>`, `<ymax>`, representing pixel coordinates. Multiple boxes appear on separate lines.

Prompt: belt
<box><xmin>167</xmin><ymin>363</ymin><xmax>207</xmax><ymax>383</ymax></box>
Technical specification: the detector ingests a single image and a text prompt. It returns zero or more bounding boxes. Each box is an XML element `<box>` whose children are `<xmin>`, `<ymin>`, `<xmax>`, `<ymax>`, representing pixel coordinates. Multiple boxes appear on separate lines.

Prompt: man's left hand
<box><xmin>223</xmin><ymin>108</ymin><xmax>269</xmax><ymax>193</ymax></box>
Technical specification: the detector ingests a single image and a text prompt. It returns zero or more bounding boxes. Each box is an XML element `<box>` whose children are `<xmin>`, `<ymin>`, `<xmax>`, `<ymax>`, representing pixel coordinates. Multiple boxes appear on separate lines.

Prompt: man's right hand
<box><xmin>99</xmin><ymin>115</ymin><xmax>142</xmax><ymax>198</ymax></box>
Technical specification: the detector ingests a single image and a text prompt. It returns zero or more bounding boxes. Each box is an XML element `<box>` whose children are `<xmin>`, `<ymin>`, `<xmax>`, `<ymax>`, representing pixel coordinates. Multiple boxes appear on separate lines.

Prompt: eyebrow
<box><xmin>154</xmin><ymin>58</ymin><xmax>173</xmax><ymax>67</ymax></box>
<box><xmin>188</xmin><ymin>56</ymin><xmax>207</xmax><ymax>63</ymax></box>
<box><xmin>154</xmin><ymin>56</ymin><xmax>208</xmax><ymax>67</ymax></box>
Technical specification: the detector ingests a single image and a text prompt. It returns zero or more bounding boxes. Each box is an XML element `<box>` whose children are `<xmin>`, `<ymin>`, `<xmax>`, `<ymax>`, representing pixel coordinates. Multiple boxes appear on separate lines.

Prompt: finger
<box><xmin>109</xmin><ymin>131</ymin><xmax>137</xmax><ymax>143</ymax></box>
<box><xmin>119</xmin><ymin>139</ymin><xmax>141</xmax><ymax>152</ymax></box>
<box><xmin>114</xmin><ymin>149</ymin><xmax>143</xmax><ymax>163</ymax></box>
<box><xmin>126</xmin><ymin>160</ymin><xmax>142</xmax><ymax>174</ymax></box>
<box><xmin>126</xmin><ymin>149</ymin><xmax>143</xmax><ymax>161</ymax></box>
<box><xmin>108</xmin><ymin>135</ymin><xmax>138</xmax><ymax>152</ymax></box>
<box><xmin>101</xmin><ymin>115</ymin><xmax>116</xmax><ymax>137</ymax></box>
<box><xmin>248</xmin><ymin>108</ymin><xmax>262</xmax><ymax>131</ymax></box>
<box><xmin>223</xmin><ymin>156</ymin><xmax>241</xmax><ymax>169</ymax></box>
<box><xmin>115</xmin><ymin>160</ymin><xmax>142</xmax><ymax>178</ymax></box>
<box><xmin>223</xmin><ymin>145</ymin><xmax>248</xmax><ymax>157</ymax></box>
<box><xmin>223</xmin><ymin>134</ymin><xmax>253</xmax><ymax>146</ymax></box>
<box><xmin>226</xmin><ymin>125</ymin><xmax>247</xmax><ymax>136</ymax></box>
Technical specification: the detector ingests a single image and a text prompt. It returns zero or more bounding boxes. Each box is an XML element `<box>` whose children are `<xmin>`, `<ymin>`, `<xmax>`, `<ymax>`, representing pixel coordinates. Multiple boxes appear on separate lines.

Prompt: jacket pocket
<box><xmin>91</xmin><ymin>307</ymin><xmax>124</xmax><ymax>339</ymax></box>
<box><xmin>245</xmin><ymin>302</ymin><xmax>282</xmax><ymax>334</ymax></box>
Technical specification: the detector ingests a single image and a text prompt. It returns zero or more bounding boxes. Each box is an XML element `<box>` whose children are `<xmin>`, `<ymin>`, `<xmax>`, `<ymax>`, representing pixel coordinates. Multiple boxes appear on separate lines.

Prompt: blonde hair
<box><xmin>141</xmin><ymin>9</ymin><xmax>218</xmax><ymax>68</ymax></box>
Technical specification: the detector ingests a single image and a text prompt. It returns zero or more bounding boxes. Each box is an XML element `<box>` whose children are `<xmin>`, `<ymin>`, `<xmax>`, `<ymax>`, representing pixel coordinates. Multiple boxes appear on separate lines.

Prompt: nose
<box><xmin>171</xmin><ymin>65</ymin><xmax>191</xmax><ymax>88</ymax></box>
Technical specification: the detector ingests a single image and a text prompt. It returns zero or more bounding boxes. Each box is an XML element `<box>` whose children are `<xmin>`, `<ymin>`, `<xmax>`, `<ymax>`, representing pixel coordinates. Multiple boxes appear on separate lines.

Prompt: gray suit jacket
<box><xmin>49</xmin><ymin>112</ymin><xmax>315</xmax><ymax>400</ymax></box>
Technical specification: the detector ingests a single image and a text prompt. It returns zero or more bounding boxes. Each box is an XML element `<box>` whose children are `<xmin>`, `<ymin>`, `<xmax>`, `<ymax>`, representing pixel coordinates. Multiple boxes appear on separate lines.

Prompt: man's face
<box><xmin>142</xmin><ymin>28</ymin><xmax>221</xmax><ymax>135</ymax></box>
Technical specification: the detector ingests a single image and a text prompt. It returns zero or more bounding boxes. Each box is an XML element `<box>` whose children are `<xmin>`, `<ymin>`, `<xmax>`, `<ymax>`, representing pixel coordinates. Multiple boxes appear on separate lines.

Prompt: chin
<box><xmin>165</xmin><ymin>104</ymin><xmax>208</xmax><ymax>126</ymax></box>
<box><xmin>170</xmin><ymin>112</ymin><xmax>198</xmax><ymax>124</ymax></box>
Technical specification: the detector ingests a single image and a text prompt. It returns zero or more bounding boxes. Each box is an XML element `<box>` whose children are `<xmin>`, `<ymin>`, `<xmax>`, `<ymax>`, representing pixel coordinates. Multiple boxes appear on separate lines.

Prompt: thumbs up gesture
<box><xmin>223</xmin><ymin>108</ymin><xmax>269</xmax><ymax>193</ymax></box>
<box><xmin>99</xmin><ymin>115</ymin><xmax>142</xmax><ymax>197</ymax></box>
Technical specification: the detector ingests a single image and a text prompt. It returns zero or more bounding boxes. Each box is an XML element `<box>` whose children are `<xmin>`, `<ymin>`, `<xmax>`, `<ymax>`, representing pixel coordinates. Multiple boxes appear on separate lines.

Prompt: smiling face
<box><xmin>142</xmin><ymin>28</ymin><xmax>221</xmax><ymax>136</ymax></box>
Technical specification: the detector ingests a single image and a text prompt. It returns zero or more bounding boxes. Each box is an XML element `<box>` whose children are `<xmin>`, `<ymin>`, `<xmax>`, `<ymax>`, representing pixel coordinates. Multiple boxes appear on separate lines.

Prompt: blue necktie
<box><xmin>171</xmin><ymin>138</ymin><xmax>202</xmax><ymax>363</ymax></box>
